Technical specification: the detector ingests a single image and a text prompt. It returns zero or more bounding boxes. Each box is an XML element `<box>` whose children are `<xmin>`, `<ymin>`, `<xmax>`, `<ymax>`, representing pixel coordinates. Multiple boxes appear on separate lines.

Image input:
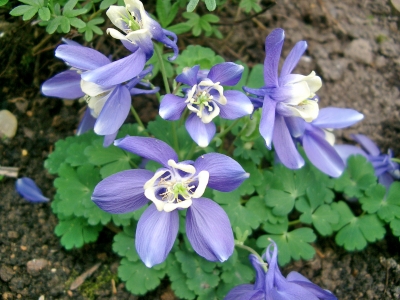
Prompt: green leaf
<box><xmin>239</xmin><ymin>0</ymin><xmax>261</xmax><ymax>13</ymax></box>
<box><xmin>257</xmin><ymin>227</ymin><xmax>316</xmax><ymax>265</ymax></box>
<box><xmin>156</xmin><ymin>0</ymin><xmax>180</xmax><ymax>27</ymax></box>
<box><xmin>236</xmin><ymin>159</ymin><xmax>263</xmax><ymax>196</ymax></box>
<box><xmin>23</xmin><ymin>5</ymin><xmax>38</xmax><ymax>20</ymax></box>
<box><xmin>100</xmin><ymin>0</ymin><xmax>117</xmax><ymax>9</ymax></box>
<box><xmin>335</xmin><ymin>214</ymin><xmax>385</xmax><ymax>251</ymax></box>
<box><xmin>265</xmin><ymin>189</ymin><xmax>295</xmax><ymax>216</ymax></box>
<box><xmin>0</xmin><ymin>0</ymin><xmax>9</xmax><ymax>6</ymax></box>
<box><xmin>331</xmin><ymin>201</ymin><xmax>354</xmax><ymax>231</ymax></box>
<box><xmin>204</xmin><ymin>0</ymin><xmax>216</xmax><ymax>10</ymax></box>
<box><xmin>167</xmin><ymin>256</ymin><xmax>196</xmax><ymax>299</ymax></box>
<box><xmin>390</xmin><ymin>218</ymin><xmax>400</xmax><ymax>239</ymax></box>
<box><xmin>333</xmin><ymin>155</ymin><xmax>377</xmax><ymax>198</ymax></box>
<box><xmin>118</xmin><ymin>258</ymin><xmax>167</xmax><ymax>295</ymax></box>
<box><xmin>167</xmin><ymin>22</ymin><xmax>192</xmax><ymax>35</ymax></box>
<box><xmin>186</xmin><ymin>0</ymin><xmax>199</xmax><ymax>12</ymax></box>
<box><xmin>55</xmin><ymin>217</ymin><xmax>102</xmax><ymax>249</ymax></box>
<box><xmin>63</xmin><ymin>0</ymin><xmax>77</xmax><ymax>11</ymax></box>
<box><xmin>112</xmin><ymin>231</ymin><xmax>139</xmax><ymax>262</ymax></box>
<box><xmin>47</xmin><ymin>16</ymin><xmax>62</xmax><ymax>33</ymax></box>
<box><xmin>38</xmin><ymin>6</ymin><xmax>50</xmax><ymax>20</ymax></box>
<box><xmin>312</xmin><ymin>204</ymin><xmax>339</xmax><ymax>236</ymax></box>
<box><xmin>70</xmin><ymin>17</ymin><xmax>85</xmax><ymax>29</ymax></box>
<box><xmin>10</xmin><ymin>5</ymin><xmax>34</xmax><ymax>16</ymax></box>
<box><xmin>175</xmin><ymin>250</ymin><xmax>219</xmax><ymax>295</ymax></box>
<box><xmin>60</xmin><ymin>16</ymin><xmax>70</xmax><ymax>32</ymax></box>
<box><xmin>246</xmin><ymin>64</ymin><xmax>264</xmax><ymax>88</ymax></box>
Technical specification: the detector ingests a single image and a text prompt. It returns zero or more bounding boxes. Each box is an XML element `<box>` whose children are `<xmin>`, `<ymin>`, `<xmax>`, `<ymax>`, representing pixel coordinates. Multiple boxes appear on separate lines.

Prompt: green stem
<box><xmin>185</xmin><ymin>142</ymin><xmax>197</xmax><ymax>161</ymax></box>
<box><xmin>392</xmin><ymin>158</ymin><xmax>400</xmax><ymax>163</ymax></box>
<box><xmin>288</xmin><ymin>219</ymin><xmax>301</xmax><ymax>226</ymax></box>
<box><xmin>130</xmin><ymin>105</ymin><xmax>148</xmax><ymax>135</ymax></box>
<box><xmin>235</xmin><ymin>241</ymin><xmax>268</xmax><ymax>273</ymax></box>
<box><xmin>154</xmin><ymin>44</ymin><xmax>171</xmax><ymax>95</ymax></box>
<box><xmin>171</xmin><ymin>122</ymin><xmax>180</xmax><ymax>157</ymax></box>
<box><xmin>214</xmin><ymin>119</ymin><xmax>241</xmax><ymax>140</ymax></box>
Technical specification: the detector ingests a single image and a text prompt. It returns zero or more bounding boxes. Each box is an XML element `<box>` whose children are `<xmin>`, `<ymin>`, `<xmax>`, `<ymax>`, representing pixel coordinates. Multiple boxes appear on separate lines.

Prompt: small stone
<box><xmin>7</xmin><ymin>231</ymin><xmax>18</xmax><ymax>239</ymax></box>
<box><xmin>344</xmin><ymin>39</ymin><xmax>373</xmax><ymax>65</ymax></box>
<box><xmin>0</xmin><ymin>265</ymin><xmax>15</xmax><ymax>282</ymax></box>
<box><xmin>0</xmin><ymin>110</ymin><xmax>18</xmax><ymax>138</ymax></box>
<box><xmin>375</xmin><ymin>56</ymin><xmax>387</xmax><ymax>68</ymax></box>
<box><xmin>317</xmin><ymin>58</ymin><xmax>350</xmax><ymax>81</ymax></box>
<box><xmin>21</xmin><ymin>149</ymin><xmax>28</xmax><ymax>157</ymax></box>
<box><xmin>26</xmin><ymin>259</ymin><xmax>48</xmax><ymax>276</ymax></box>
<box><xmin>379</xmin><ymin>40</ymin><xmax>399</xmax><ymax>58</ymax></box>
<box><xmin>2</xmin><ymin>292</ymin><xmax>13</xmax><ymax>300</ymax></box>
<box><xmin>20</xmin><ymin>246</ymin><xmax>27</xmax><ymax>251</ymax></box>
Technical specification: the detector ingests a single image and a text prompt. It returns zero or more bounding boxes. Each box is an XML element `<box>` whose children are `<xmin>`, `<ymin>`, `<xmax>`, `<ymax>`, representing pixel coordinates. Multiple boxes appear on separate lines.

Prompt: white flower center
<box><xmin>143</xmin><ymin>159</ymin><xmax>209</xmax><ymax>212</ymax></box>
<box><xmin>185</xmin><ymin>80</ymin><xmax>227</xmax><ymax>123</ymax></box>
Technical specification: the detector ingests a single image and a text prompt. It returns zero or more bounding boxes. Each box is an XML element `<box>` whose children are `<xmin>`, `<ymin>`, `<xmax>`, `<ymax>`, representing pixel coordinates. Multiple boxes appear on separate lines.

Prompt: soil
<box><xmin>1</xmin><ymin>0</ymin><xmax>400</xmax><ymax>299</ymax></box>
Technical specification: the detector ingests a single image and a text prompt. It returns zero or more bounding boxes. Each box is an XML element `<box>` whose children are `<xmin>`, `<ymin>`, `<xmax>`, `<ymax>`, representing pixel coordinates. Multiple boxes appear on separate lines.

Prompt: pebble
<box><xmin>317</xmin><ymin>58</ymin><xmax>350</xmax><ymax>81</ymax></box>
<box><xmin>0</xmin><ymin>110</ymin><xmax>17</xmax><ymax>138</ymax></box>
<box><xmin>344</xmin><ymin>39</ymin><xmax>373</xmax><ymax>65</ymax></box>
<box><xmin>7</xmin><ymin>231</ymin><xmax>18</xmax><ymax>239</ymax></box>
<box><xmin>26</xmin><ymin>259</ymin><xmax>49</xmax><ymax>276</ymax></box>
<box><xmin>0</xmin><ymin>265</ymin><xmax>15</xmax><ymax>282</ymax></box>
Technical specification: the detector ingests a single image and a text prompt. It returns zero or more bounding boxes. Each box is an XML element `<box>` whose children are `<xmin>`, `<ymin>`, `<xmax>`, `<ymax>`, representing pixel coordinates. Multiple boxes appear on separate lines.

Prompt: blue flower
<box><xmin>159</xmin><ymin>63</ymin><xmax>253</xmax><ymax>147</ymax></box>
<box><xmin>92</xmin><ymin>136</ymin><xmax>249</xmax><ymax>267</ymax></box>
<box><xmin>244</xmin><ymin>28</ymin><xmax>322</xmax><ymax>169</ymax></box>
<box><xmin>335</xmin><ymin>134</ymin><xmax>400</xmax><ymax>189</ymax></box>
<box><xmin>225</xmin><ymin>240</ymin><xmax>337</xmax><ymax>300</ymax></box>
<box><xmin>15</xmin><ymin>177</ymin><xmax>49</xmax><ymax>203</ymax></box>
<box><xmin>106</xmin><ymin>0</ymin><xmax>178</xmax><ymax>60</ymax></box>
<box><xmin>41</xmin><ymin>40</ymin><xmax>157</xmax><ymax>146</ymax></box>
<box><xmin>285</xmin><ymin>107</ymin><xmax>364</xmax><ymax>177</ymax></box>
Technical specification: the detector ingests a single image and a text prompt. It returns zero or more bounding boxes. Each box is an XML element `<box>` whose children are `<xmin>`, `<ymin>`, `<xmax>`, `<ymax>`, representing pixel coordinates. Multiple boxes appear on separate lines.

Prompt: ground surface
<box><xmin>1</xmin><ymin>0</ymin><xmax>400</xmax><ymax>299</ymax></box>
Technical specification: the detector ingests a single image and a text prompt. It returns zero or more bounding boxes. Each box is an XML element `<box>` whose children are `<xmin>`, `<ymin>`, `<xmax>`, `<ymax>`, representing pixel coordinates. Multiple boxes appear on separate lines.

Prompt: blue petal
<box><xmin>194</xmin><ymin>153</ymin><xmax>249</xmax><ymax>192</ymax></box>
<box><xmin>334</xmin><ymin>145</ymin><xmax>368</xmax><ymax>162</ymax></box>
<box><xmin>208</xmin><ymin>62</ymin><xmax>244</xmax><ymax>86</ymax></box>
<box><xmin>286</xmin><ymin>272</ymin><xmax>338</xmax><ymax>300</ymax></box>
<box><xmin>312</xmin><ymin>107</ymin><xmax>364</xmax><ymax>129</ymax></box>
<box><xmin>81</xmin><ymin>49</ymin><xmax>146</xmax><ymax>87</ymax></box>
<box><xmin>56</xmin><ymin>45</ymin><xmax>110</xmax><ymax>71</ymax></box>
<box><xmin>103</xmin><ymin>130</ymin><xmax>118</xmax><ymax>147</ymax></box>
<box><xmin>94</xmin><ymin>85</ymin><xmax>131</xmax><ymax>135</ymax></box>
<box><xmin>41</xmin><ymin>70</ymin><xmax>84</xmax><ymax>99</ymax></box>
<box><xmin>279</xmin><ymin>41</ymin><xmax>307</xmax><ymax>78</ymax></box>
<box><xmin>114</xmin><ymin>136</ymin><xmax>178</xmax><ymax>168</ymax></box>
<box><xmin>285</xmin><ymin>116</ymin><xmax>306</xmax><ymax>138</ymax></box>
<box><xmin>176</xmin><ymin>65</ymin><xmax>199</xmax><ymax>86</ymax></box>
<box><xmin>15</xmin><ymin>177</ymin><xmax>49</xmax><ymax>203</ymax></box>
<box><xmin>185</xmin><ymin>114</ymin><xmax>216</xmax><ymax>147</ymax></box>
<box><xmin>186</xmin><ymin>198</ymin><xmax>234</xmax><ymax>262</ymax></box>
<box><xmin>351</xmin><ymin>134</ymin><xmax>381</xmax><ymax>156</ymax></box>
<box><xmin>264</xmin><ymin>28</ymin><xmax>285</xmax><ymax>88</ymax></box>
<box><xmin>273</xmin><ymin>115</ymin><xmax>304</xmax><ymax>169</ymax></box>
<box><xmin>224</xmin><ymin>285</ymin><xmax>264</xmax><ymax>300</ymax></box>
<box><xmin>76</xmin><ymin>108</ymin><xmax>96</xmax><ymax>135</ymax></box>
<box><xmin>159</xmin><ymin>94</ymin><xmax>186</xmax><ymax>120</ymax></box>
<box><xmin>218</xmin><ymin>91</ymin><xmax>253</xmax><ymax>119</ymax></box>
<box><xmin>157</xmin><ymin>29</ymin><xmax>179</xmax><ymax>61</ymax></box>
<box><xmin>248</xmin><ymin>254</ymin><xmax>266</xmax><ymax>290</ymax></box>
<box><xmin>92</xmin><ymin>169</ymin><xmax>153</xmax><ymax>213</ymax></box>
<box><xmin>136</xmin><ymin>205</ymin><xmax>179</xmax><ymax>267</ymax></box>
<box><xmin>303</xmin><ymin>128</ymin><xmax>345</xmax><ymax>177</ymax></box>
<box><xmin>260</xmin><ymin>95</ymin><xmax>277</xmax><ymax>149</ymax></box>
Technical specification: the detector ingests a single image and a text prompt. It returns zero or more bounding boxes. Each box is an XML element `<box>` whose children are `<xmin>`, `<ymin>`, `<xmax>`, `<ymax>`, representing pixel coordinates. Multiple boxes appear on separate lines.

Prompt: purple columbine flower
<box><xmin>159</xmin><ymin>63</ymin><xmax>254</xmax><ymax>147</ymax></box>
<box><xmin>244</xmin><ymin>28</ymin><xmax>322</xmax><ymax>169</ymax></box>
<box><xmin>41</xmin><ymin>41</ymin><xmax>157</xmax><ymax>146</ymax></box>
<box><xmin>15</xmin><ymin>177</ymin><xmax>49</xmax><ymax>203</ymax></box>
<box><xmin>286</xmin><ymin>107</ymin><xmax>364</xmax><ymax>177</ymax></box>
<box><xmin>106</xmin><ymin>0</ymin><xmax>178</xmax><ymax>60</ymax></box>
<box><xmin>335</xmin><ymin>134</ymin><xmax>400</xmax><ymax>189</ymax></box>
<box><xmin>224</xmin><ymin>240</ymin><xmax>337</xmax><ymax>300</ymax></box>
<box><xmin>92</xmin><ymin>136</ymin><xmax>249</xmax><ymax>267</ymax></box>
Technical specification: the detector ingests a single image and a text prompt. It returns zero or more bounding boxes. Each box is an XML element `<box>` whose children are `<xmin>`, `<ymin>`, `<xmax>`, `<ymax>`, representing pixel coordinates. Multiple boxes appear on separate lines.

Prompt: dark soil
<box><xmin>1</xmin><ymin>0</ymin><xmax>400</xmax><ymax>299</ymax></box>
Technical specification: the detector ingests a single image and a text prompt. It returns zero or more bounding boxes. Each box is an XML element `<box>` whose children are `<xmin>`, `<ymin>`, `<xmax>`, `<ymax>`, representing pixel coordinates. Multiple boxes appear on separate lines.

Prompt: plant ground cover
<box><xmin>1</xmin><ymin>0</ymin><xmax>400</xmax><ymax>299</ymax></box>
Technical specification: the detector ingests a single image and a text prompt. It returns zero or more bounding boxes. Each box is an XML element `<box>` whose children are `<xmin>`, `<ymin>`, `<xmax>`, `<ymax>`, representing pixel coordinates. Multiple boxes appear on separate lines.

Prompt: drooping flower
<box><xmin>92</xmin><ymin>136</ymin><xmax>249</xmax><ymax>267</ymax></box>
<box><xmin>244</xmin><ymin>28</ymin><xmax>322</xmax><ymax>169</ymax></box>
<box><xmin>41</xmin><ymin>41</ymin><xmax>157</xmax><ymax>145</ymax></box>
<box><xmin>286</xmin><ymin>107</ymin><xmax>364</xmax><ymax>177</ymax></box>
<box><xmin>159</xmin><ymin>63</ymin><xmax>254</xmax><ymax>147</ymax></box>
<box><xmin>224</xmin><ymin>240</ymin><xmax>337</xmax><ymax>300</ymax></box>
<box><xmin>15</xmin><ymin>177</ymin><xmax>49</xmax><ymax>203</ymax></box>
<box><xmin>106</xmin><ymin>0</ymin><xmax>178</xmax><ymax>60</ymax></box>
<box><xmin>335</xmin><ymin>134</ymin><xmax>400</xmax><ymax>189</ymax></box>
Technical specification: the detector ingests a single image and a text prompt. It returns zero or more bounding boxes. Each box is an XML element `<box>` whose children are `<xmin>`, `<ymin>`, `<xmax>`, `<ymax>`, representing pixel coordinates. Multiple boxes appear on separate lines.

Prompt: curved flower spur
<box><xmin>106</xmin><ymin>0</ymin><xmax>178</xmax><ymax>60</ymax></box>
<box><xmin>160</xmin><ymin>63</ymin><xmax>253</xmax><ymax>147</ymax></box>
<box><xmin>92</xmin><ymin>136</ymin><xmax>249</xmax><ymax>267</ymax></box>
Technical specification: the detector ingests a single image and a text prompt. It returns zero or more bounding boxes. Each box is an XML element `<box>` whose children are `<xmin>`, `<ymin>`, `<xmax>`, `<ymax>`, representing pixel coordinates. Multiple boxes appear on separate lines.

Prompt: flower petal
<box><xmin>56</xmin><ymin>45</ymin><xmax>110</xmax><ymax>71</ymax></box>
<box><xmin>264</xmin><ymin>28</ymin><xmax>285</xmax><ymax>88</ymax></box>
<box><xmin>76</xmin><ymin>108</ymin><xmax>96</xmax><ymax>135</ymax></box>
<box><xmin>260</xmin><ymin>95</ymin><xmax>277</xmax><ymax>149</ymax></box>
<box><xmin>154</xmin><ymin>28</ymin><xmax>179</xmax><ymax>61</ymax></box>
<box><xmin>185</xmin><ymin>113</ymin><xmax>216</xmax><ymax>147</ymax></box>
<box><xmin>312</xmin><ymin>107</ymin><xmax>364</xmax><ymax>129</ymax></box>
<box><xmin>15</xmin><ymin>177</ymin><xmax>49</xmax><ymax>203</ymax></box>
<box><xmin>106</xmin><ymin>5</ymin><xmax>131</xmax><ymax>32</ymax></box>
<box><xmin>136</xmin><ymin>205</ymin><xmax>179</xmax><ymax>267</ymax></box>
<box><xmin>273</xmin><ymin>115</ymin><xmax>304</xmax><ymax>169</ymax></box>
<box><xmin>176</xmin><ymin>65</ymin><xmax>199</xmax><ymax>86</ymax></box>
<box><xmin>41</xmin><ymin>70</ymin><xmax>84</xmax><ymax>99</ymax></box>
<box><xmin>114</xmin><ymin>136</ymin><xmax>178</xmax><ymax>168</ymax></box>
<box><xmin>351</xmin><ymin>134</ymin><xmax>381</xmax><ymax>156</ymax></box>
<box><xmin>94</xmin><ymin>85</ymin><xmax>131</xmax><ymax>135</ymax></box>
<box><xmin>92</xmin><ymin>169</ymin><xmax>153</xmax><ymax>213</ymax></box>
<box><xmin>159</xmin><ymin>94</ymin><xmax>187</xmax><ymax>120</ymax></box>
<box><xmin>334</xmin><ymin>145</ymin><xmax>368</xmax><ymax>162</ymax></box>
<box><xmin>186</xmin><ymin>198</ymin><xmax>234</xmax><ymax>262</ymax></box>
<box><xmin>218</xmin><ymin>90</ymin><xmax>253</xmax><ymax>119</ymax></box>
<box><xmin>103</xmin><ymin>130</ymin><xmax>118</xmax><ymax>147</ymax></box>
<box><xmin>194</xmin><ymin>153</ymin><xmax>249</xmax><ymax>192</ymax></box>
<box><xmin>81</xmin><ymin>50</ymin><xmax>146</xmax><ymax>87</ymax></box>
<box><xmin>303</xmin><ymin>128</ymin><xmax>345</xmax><ymax>177</ymax></box>
<box><xmin>280</xmin><ymin>41</ymin><xmax>307</xmax><ymax>78</ymax></box>
<box><xmin>224</xmin><ymin>285</ymin><xmax>264</xmax><ymax>300</ymax></box>
<box><xmin>208</xmin><ymin>62</ymin><xmax>244</xmax><ymax>86</ymax></box>
<box><xmin>286</xmin><ymin>272</ymin><xmax>338</xmax><ymax>300</ymax></box>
